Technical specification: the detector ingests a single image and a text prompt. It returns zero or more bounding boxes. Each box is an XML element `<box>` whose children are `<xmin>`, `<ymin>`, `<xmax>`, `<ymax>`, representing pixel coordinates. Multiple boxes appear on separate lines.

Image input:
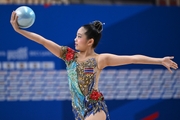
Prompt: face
<box><xmin>74</xmin><ymin>27</ymin><xmax>92</xmax><ymax>51</ymax></box>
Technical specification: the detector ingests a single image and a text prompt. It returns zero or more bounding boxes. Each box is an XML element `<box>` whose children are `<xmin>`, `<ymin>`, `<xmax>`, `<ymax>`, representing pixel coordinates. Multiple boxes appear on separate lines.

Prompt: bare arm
<box><xmin>98</xmin><ymin>54</ymin><xmax>178</xmax><ymax>73</ymax></box>
<box><xmin>10</xmin><ymin>11</ymin><xmax>62</xmax><ymax>58</ymax></box>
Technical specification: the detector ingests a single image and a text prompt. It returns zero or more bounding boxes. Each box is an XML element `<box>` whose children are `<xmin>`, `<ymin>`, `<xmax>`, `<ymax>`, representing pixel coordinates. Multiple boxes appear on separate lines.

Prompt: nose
<box><xmin>74</xmin><ymin>38</ymin><xmax>77</xmax><ymax>42</ymax></box>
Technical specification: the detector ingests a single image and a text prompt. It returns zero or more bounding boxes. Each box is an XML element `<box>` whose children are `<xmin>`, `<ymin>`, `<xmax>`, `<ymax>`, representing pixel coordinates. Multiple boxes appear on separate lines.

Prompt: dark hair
<box><xmin>82</xmin><ymin>20</ymin><xmax>103</xmax><ymax>48</ymax></box>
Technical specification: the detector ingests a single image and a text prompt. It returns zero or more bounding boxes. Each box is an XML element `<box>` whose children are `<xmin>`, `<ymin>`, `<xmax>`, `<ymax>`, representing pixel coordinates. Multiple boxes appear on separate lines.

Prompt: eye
<box><xmin>77</xmin><ymin>35</ymin><xmax>81</xmax><ymax>38</ymax></box>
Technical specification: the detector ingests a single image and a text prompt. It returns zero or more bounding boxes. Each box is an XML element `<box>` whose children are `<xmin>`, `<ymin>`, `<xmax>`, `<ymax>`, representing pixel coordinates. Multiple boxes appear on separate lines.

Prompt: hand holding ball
<box><xmin>15</xmin><ymin>6</ymin><xmax>35</xmax><ymax>28</ymax></box>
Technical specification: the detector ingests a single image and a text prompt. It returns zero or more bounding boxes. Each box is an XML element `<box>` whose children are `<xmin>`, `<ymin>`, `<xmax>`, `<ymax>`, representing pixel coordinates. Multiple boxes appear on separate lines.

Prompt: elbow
<box><xmin>40</xmin><ymin>38</ymin><xmax>48</xmax><ymax>46</ymax></box>
<box><xmin>132</xmin><ymin>55</ymin><xmax>142</xmax><ymax>64</ymax></box>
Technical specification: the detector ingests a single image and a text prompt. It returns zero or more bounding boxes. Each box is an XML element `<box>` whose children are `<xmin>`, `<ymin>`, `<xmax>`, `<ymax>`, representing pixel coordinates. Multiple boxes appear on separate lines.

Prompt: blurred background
<box><xmin>0</xmin><ymin>0</ymin><xmax>180</xmax><ymax>5</ymax></box>
<box><xmin>0</xmin><ymin>0</ymin><xmax>180</xmax><ymax>120</ymax></box>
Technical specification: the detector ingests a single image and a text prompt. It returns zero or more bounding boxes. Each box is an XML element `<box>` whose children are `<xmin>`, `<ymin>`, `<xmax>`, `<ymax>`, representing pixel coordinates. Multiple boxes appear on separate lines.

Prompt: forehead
<box><xmin>77</xmin><ymin>27</ymin><xmax>86</xmax><ymax>34</ymax></box>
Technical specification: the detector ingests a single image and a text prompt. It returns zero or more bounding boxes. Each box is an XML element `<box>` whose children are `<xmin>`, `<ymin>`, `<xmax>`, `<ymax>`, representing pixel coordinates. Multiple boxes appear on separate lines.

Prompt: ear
<box><xmin>87</xmin><ymin>38</ymin><xmax>94</xmax><ymax>47</ymax></box>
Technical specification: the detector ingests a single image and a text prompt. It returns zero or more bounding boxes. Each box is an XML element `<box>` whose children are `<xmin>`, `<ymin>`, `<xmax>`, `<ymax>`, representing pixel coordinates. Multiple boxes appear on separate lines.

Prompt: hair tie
<box><xmin>90</xmin><ymin>20</ymin><xmax>104</xmax><ymax>33</ymax></box>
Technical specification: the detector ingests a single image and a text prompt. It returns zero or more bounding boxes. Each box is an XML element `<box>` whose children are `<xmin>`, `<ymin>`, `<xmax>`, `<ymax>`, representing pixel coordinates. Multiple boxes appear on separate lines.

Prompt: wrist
<box><xmin>15</xmin><ymin>28</ymin><xmax>22</xmax><ymax>33</ymax></box>
<box><xmin>13</xmin><ymin>26</ymin><xmax>21</xmax><ymax>32</ymax></box>
<box><xmin>159</xmin><ymin>58</ymin><xmax>163</xmax><ymax>65</ymax></box>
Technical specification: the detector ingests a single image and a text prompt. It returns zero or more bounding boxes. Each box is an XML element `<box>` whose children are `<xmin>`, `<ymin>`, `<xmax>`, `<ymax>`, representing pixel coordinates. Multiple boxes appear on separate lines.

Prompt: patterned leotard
<box><xmin>60</xmin><ymin>46</ymin><xmax>110</xmax><ymax>120</ymax></box>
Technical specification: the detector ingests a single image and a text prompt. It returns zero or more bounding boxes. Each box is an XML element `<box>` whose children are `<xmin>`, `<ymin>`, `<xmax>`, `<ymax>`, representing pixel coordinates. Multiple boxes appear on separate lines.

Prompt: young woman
<box><xmin>10</xmin><ymin>11</ymin><xmax>178</xmax><ymax>120</ymax></box>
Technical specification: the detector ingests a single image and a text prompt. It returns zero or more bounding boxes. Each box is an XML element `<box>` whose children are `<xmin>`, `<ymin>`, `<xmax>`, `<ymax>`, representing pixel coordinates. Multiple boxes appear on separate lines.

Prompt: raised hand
<box><xmin>162</xmin><ymin>56</ymin><xmax>178</xmax><ymax>73</ymax></box>
<box><xmin>10</xmin><ymin>11</ymin><xmax>20</xmax><ymax>31</ymax></box>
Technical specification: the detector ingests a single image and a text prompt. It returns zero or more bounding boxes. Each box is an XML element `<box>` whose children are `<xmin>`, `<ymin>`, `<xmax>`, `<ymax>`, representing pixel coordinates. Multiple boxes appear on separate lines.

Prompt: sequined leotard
<box><xmin>60</xmin><ymin>46</ymin><xmax>110</xmax><ymax>120</ymax></box>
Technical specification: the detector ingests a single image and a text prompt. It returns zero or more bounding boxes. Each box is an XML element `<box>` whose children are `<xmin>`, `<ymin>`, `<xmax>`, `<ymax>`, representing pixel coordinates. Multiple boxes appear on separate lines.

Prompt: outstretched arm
<box><xmin>10</xmin><ymin>11</ymin><xmax>62</xmax><ymax>58</ymax></box>
<box><xmin>98</xmin><ymin>54</ymin><xmax>178</xmax><ymax>73</ymax></box>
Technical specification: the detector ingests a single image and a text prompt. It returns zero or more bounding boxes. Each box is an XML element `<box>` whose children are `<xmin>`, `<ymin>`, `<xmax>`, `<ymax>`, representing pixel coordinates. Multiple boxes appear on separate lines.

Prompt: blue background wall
<box><xmin>0</xmin><ymin>5</ymin><xmax>179</xmax><ymax>69</ymax></box>
<box><xmin>0</xmin><ymin>4</ymin><xmax>180</xmax><ymax>120</ymax></box>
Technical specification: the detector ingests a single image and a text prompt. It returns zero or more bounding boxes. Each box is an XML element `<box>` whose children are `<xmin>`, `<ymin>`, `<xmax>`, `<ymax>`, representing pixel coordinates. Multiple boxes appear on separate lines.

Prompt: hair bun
<box><xmin>91</xmin><ymin>20</ymin><xmax>104</xmax><ymax>33</ymax></box>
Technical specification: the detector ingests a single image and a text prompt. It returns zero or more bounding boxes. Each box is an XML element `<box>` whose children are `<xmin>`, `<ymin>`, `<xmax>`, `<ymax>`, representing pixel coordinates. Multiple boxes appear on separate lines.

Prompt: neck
<box><xmin>79</xmin><ymin>47</ymin><xmax>95</xmax><ymax>58</ymax></box>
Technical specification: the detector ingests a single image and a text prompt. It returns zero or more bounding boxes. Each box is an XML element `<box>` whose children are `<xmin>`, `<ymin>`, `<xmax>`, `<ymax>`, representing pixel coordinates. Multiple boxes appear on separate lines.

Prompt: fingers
<box><xmin>168</xmin><ymin>56</ymin><xmax>178</xmax><ymax>69</ymax></box>
<box><xmin>11</xmin><ymin>11</ymin><xmax>15</xmax><ymax>21</ymax></box>
<box><xmin>168</xmin><ymin>61</ymin><xmax>178</xmax><ymax>73</ymax></box>
<box><xmin>173</xmin><ymin>62</ymin><xmax>178</xmax><ymax>68</ymax></box>
<box><xmin>10</xmin><ymin>11</ymin><xmax>18</xmax><ymax>23</ymax></box>
<box><xmin>164</xmin><ymin>64</ymin><xmax>172</xmax><ymax>73</ymax></box>
<box><xmin>10</xmin><ymin>11</ymin><xmax>14</xmax><ymax>24</ymax></box>
<box><xmin>171</xmin><ymin>65</ymin><xmax>177</xmax><ymax>70</ymax></box>
<box><xmin>163</xmin><ymin>56</ymin><xmax>178</xmax><ymax>73</ymax></box>
<box><xmin>170</xmin><ymin>56</ymin><xmax>174</xmax><ymax>59</ymax></box>
<box><xmin>168</xmin><ymin>67</ymin><xmax>172</xmax><ymax>73</ymax></box>
<box><xmin>10</xmin><ymin>11</ymin><xmax>20</xmax><ymax>31</ymax></box>
<box><xmin>170</xmin><ymin>59</ymin><xmax>178</xmax><ymax>69</ymax></box>
<box><xmin>171</xmin><ymin>62</ymin><xmax>178</xmax><ymax>69</ymax></box>
<box><xmin>10</xmin><ymin>11</ymin><xmax>14</xmax><ymax>21</ymax></box>
<box><xmin>15</xmin><ymin>13</ymin><xmax>18</xmax><ymax>22</ymax></box>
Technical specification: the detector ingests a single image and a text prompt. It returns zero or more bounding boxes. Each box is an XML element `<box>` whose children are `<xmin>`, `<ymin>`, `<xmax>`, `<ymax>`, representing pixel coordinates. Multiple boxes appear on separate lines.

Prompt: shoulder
<box><xmin>95</xmin><ymin>53</ymin><xmax>110</xmax><ymax>70</ymax></box>
<box><xmin>60</xmin><ymin>46</ymin><xmax>77</xmax><ymax>63</ymax></box>
<box><xmin>61</xmin><ymin>46</ymin><xmax>75</xmax><ymax>53</ymax></box>
<box><xmin>98</xmin><ymin>53</ymin><xmax>113</xmax><ymax>60</ymax></box>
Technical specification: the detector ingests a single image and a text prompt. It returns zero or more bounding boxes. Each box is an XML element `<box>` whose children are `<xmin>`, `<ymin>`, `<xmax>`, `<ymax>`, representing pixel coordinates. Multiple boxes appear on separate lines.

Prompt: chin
<box><xmin>75</xmin><ymin>46</ymin><xmax>79</xmax><ymax>51</ymax></box>
<box><xmin>75</xmin><ymin>47</ymin><xmax>83</xmax><ymax>52</ymax></box>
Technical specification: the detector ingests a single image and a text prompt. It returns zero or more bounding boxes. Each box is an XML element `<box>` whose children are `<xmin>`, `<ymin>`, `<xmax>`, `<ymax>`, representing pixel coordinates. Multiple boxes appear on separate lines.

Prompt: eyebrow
<box><xmin>77</xmin><ymin>33</ymin><xmax>82</xmax><ymax>35</ymax></box>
